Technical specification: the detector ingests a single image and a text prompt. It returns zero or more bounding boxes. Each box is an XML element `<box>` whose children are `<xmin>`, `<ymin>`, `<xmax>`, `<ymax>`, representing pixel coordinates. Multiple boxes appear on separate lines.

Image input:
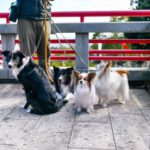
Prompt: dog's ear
<box><xmin>16</xmin><ymin>51</ymin><xmax>26</xmax><ymax>59</ymax></box>
<box><xmin>53</xmin><ymin>66</ymin><xmax>60</xmax><ymax>74</ymax></box>
<box><xmin>66</xmin><ymin>67</ymin><xmax>74</xmax><ymax>74</ymax></box>
<box><xmin>74</xmin><ymin>70</ymin><xmax>80</xmax><ymax>78</ymax></box>
<box><xmin>53</xmin><ymin>66</ymin><xmax>59</xmax><ymax>70</ymax></box>
<box><xmin>106</xmin><ymin>61</ymin><xmax>112</xmax><ymax>68</ymax></box>
<box><xmin>1</xmin><ymin>50</ymin><xmax>12</xmax><ymax>57</ymax></box>
<box><xmin>73</xmin><ymin>71</ymin><xmax>81</xmax><ymax>86</ymax></box>
<box><xmin>87</xmin><ymin>72</ymin><xmax>96</xmax><ymax>81</ymax></box>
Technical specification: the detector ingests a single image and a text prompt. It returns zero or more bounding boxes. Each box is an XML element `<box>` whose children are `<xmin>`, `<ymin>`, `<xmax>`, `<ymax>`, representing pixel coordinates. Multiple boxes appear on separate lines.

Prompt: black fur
<box><xmin>1</xmin><ymin>50</ymin><xmax>25</xmax><ymax>69</ymax></box>
<box><xmin>53</xmin><ymin>66</ymin><xmax>74</xmax><ymax>97</ymax></box>
<box><xmin>1</xmin><ymin>50</ymin><xmax>68</xmax><ymax>115</ymax></box>
<box><xmin>1</xmin><ymin>50</ymin><xmax>13</xmax><ymax>64</ymax></box>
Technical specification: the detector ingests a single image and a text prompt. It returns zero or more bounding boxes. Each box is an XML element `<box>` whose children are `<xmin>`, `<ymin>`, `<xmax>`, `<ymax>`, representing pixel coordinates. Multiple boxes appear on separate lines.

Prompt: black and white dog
<box><xmin>1</xmin><ymin>50</ymin><xmax>68</xmax><ymax>115</ymax></box>
<box><xmin>53</xmin><ymin>66</ymin><xmax>74</xmax><ymax>99</ymax></box>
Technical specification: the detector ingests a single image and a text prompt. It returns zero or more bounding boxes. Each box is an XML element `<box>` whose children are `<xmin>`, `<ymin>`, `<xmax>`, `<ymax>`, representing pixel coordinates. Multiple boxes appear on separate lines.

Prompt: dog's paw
<box><xmin>26</xmin><ymin>109</ymin><xmax>31</xmax><ymax>113</ymax></box>
<box><xmin>87</xmin><ymin>109</ymin><xmax>93</xmax><ymax>114</ymax></box>
<box><xmin>118</xmin><ymin>99</ymin><xmax>125</xmax><ymax>105</ymax></box>
<box><xmin>65</xmin><ymin>93</ymin><xmax>74</xmax><ymax>101</ymax></box>
<box><xmin>120</xmin><ymin>101</ymin><xmax>125</xmax><ymax>105</ymax></box>
<box><xmin>87</xmin><ymin>106</ymin><xmax>94</xmax><ymax>114</ymax></box>
<box><xmin>101</xmin><ymin>103</ymin><xmax>107</xmax><ymax>108</ymax></box>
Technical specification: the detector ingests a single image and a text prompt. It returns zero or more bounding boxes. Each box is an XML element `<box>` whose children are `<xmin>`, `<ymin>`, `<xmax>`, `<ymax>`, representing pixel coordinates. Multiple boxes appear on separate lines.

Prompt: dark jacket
<box><xmin>17</xmin><ymin>0</ymin><xmax>51</xmax><ymax>20</ymax></box>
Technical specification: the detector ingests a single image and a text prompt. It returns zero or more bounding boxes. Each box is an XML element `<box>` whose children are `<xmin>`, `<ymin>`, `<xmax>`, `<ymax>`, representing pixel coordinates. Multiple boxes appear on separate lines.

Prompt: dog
<box><xmin>53</xmin><ymin>66</ymin><xmax>74</xmax><ymax>99</ymax></box>
<box><xmin>1</xmin><ymin>50</ymin><xmax>68</xmax><ymax>115</ymax></box>
<box><xmin>94</xmin><ymin>61</ymin><xmax>129</xmax><ymax>107</ymax></box>
<box><xmin>73</xmin><ymin>71</ymin><xmax>98</xmax><ymax>113</ymax></box>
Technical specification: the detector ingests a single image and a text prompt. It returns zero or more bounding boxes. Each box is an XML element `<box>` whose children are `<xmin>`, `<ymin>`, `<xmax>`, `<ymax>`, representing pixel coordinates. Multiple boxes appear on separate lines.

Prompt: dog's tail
<box><xmin>98</xmin><ymin>61</ymin><xmax>112</xmax><ymax>79</ymax></box>
<box><xmin>116</xmin><ymin>70</ymin><xmax>128</xmax><ymax>77</ymax></box>
<box><xmin>105</xmin><ymin>61</ymin><xmax>112</xmax><ymax>70</ymax></box>
<box><xmin>103</xmin><ymin>61</ymin><xmax>112</xmax><ymax>74</ymax></box>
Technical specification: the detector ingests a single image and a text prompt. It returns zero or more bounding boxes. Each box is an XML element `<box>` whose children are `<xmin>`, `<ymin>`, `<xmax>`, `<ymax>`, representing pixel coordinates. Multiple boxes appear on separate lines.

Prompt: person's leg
<box><xmin>17</xmin><ymin>19</ymin><xmax>36</xmax><ymax>56</ymax></box>
<box><xmin>36</xmin><ymin>20</ymin><xmax>51</xmax><ymax>70</ymax></box>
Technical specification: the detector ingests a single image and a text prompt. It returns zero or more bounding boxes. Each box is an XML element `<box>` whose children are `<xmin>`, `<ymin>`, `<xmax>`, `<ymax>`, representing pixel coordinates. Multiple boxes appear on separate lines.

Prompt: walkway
<box><xmin>0</xmin><ymin>84</ymin><xmax>150</xmax><ymax>150</ymax></box>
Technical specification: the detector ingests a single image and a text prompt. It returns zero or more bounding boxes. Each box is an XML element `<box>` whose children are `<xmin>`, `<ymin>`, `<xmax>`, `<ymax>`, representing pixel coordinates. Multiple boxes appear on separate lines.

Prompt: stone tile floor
<box><xmin>0</xmin><ymin>84</ymin><xmax>150</xmax><ymax>150</ymax></box>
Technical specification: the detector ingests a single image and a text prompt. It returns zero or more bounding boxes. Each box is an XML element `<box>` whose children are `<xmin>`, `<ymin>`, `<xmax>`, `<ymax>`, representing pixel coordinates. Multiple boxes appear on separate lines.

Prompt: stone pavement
<box><xmin>0</xmin><ymin>84</ymin><xmax>150</xmax><ymax>150</ymax></box>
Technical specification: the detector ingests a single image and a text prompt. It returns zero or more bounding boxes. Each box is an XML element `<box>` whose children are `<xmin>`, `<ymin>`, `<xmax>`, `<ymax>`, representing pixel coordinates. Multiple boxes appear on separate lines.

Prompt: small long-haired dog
<box><xmin>94</xmin><ymin>61</ymin><xmax>129</xmax><ymax>107</ymax></box>
<box><xmin>74</xmin><ymin>71</ymin><xmax>98</xmax><ymax>113</ymax></box>
<box><xmin>1</xmin><ymin>50</ymin><xmax>68</xmax><ymax>115</ymax></box>
<box><xmin>53</xmin><ymin>66</ymin><xmax>74</xmax><ymax>99</ymax></box>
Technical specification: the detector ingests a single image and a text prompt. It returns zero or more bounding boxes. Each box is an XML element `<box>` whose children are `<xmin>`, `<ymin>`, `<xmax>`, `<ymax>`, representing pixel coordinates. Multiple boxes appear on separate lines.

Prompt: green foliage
<box><xmin>50</xmin><ymin>61</ymin><xmax>75</xmax><ymax>67</ymax></box>
<box><xmin>49</xmin><ymin>45</ymin><xmax>76</xmax><ymax>67</ymax></box>
<box><xmin>91</xmin><ymin>17</ymin><xmax>129</xmax><ymax>50</ymax></box>
<box><xmin>102</xmin><ymin>33</ymin><xmax>124</xmax><ymax>49</ymax></box>
<box><xmin>91</xmin><ymin>44</ymin><xmax>98</xmax><ymax>49</ymax></box>
<box><xmin>91</xmin><ymin>32</ymin><xmax>103</xmax><ymax>50</ymax></box>
<box><xmin>125</xmin><ymin>0</ymin><xmax>150</xmax><ymax>49</ymax></box>
<box><xmin>136</xmin><ymin>0</ymin><xmax>150</xmax><ymax>9</ymax></box>
<box><xmin>102</xmin><ymin>41</ymin><xmax>122</xmax><ymax>49</ymax></box>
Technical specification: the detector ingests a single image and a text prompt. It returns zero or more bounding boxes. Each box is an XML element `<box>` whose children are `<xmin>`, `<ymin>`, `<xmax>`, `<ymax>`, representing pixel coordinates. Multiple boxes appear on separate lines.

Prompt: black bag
<box><xmin>9</xmin><ymin>1</ymin><xmax>20</xmax><ymax>22</ymax></box>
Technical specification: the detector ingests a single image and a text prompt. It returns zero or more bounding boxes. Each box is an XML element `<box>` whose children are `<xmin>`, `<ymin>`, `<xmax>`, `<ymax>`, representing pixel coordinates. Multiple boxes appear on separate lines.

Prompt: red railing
<box><xmin>1</xmin><ymin>39</ymin><xmax>150</xmax><ymax>44</ymax></box>
<box><xmin>1</xmin><ymin>10</ymin><xmax>150</xmax><ymax>23</ymax></box>
<box><xmin>0</xmin><ymin>11</ymin><xmax>150</xmax><ymax>62</ymax></box>
<box><xmin>52</xmin><ymin>10</ymin><xmax>150</xmax><ymax>22</ymax></box>
<box><xmin>0</xmin><ymin>49</ymin><xmax>150</xmax><ymax>61</ymax></box>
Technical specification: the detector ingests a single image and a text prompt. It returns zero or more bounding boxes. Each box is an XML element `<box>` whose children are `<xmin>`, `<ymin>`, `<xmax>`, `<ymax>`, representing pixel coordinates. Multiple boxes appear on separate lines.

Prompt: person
<box><xmin>17</xmin><ymin>0</ymin><xmax>53</xmax><ymax>72</ymax></box>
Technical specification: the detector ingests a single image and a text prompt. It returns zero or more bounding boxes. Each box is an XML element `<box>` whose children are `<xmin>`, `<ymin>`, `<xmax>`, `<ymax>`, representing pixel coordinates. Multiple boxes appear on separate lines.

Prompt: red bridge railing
<box><xmin>0</xmin><ymin>10</ymin><xmax>150</xmax><ymax>62</ymax></box>
<box><xmin>1</xmin><ymin>10</ymin><xmax>150</xmax><ymax>23</ymax></box>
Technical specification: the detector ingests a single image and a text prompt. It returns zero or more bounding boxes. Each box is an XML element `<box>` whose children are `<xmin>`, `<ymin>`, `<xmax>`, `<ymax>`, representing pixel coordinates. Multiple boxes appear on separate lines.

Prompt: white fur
<box><xmin>74</xmin><ymin>73</ymin><xmax>98</xmax><ymax>113</ymax></box>
<box><xmin>58</xmin><ymin>73</ymin><xmax>74</xmax><ymax>99</ymax></box>
<box><xmin>94</xmin><ymin>62</ymin><xmax>129</xmax><ymax>107</ymax></box>
<box><xmin>65</xmin><ymin>93</ymin><xmax>74</xmax><ymax>101</ymax></box>
<box><xmin>27</xmin><ymin>108</ymin><xmax>31</xmax><ymax>113</ymax></box>
<box><xmin>60</xmin><ymin>84</ymin><xmax>70</xmax><ymax>96</ymax></box>
<box><xmin>12</xmin><ymin>57</ymin><xmax>30</xmax><ymax>79</ymax></box>
<box><xmin>56</xmin><ymin>91</ymin><xmax>74</xmax><ymax>101</ymax></box>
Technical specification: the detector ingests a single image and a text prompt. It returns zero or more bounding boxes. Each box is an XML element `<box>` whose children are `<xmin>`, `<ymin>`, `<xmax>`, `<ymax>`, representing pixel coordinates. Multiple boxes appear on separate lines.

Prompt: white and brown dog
<box><xmin>74</xmin><ymin>71</ymin><xmax>98</xmax><ymax>113</ymax></box>
<box><xmin>94</xmin><ymin>61</ymin><xmax>129</xmax><ymax>107</ymax></box>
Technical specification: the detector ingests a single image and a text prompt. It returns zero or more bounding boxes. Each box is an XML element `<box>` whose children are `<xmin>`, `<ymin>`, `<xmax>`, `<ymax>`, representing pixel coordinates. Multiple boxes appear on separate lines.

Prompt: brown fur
<box><xmin>116</xmin><ymin>70</ymin><xmax>128</xmax><ymax>76</ymax></box>
<box><xmin>74</xmin><ymin>71</ymin><xmax>81</xmax><ymax>86</ymax></box>
<box><xmin>87</xmin><ymin>73</ymin><xmax>96</xmax><ymax>82</ymax></box>
<box><xmin>87</xmin><ymin>73</ymin><xmax>96</xmax><ymax>90</ymax></box>
<box><xmin>74</xmin><ymin>71</ymin><xmax>96</xmax><ymax>91</ymax></box>
<box><xmin>98</xmin><ymin>61</ymin><xmax>112</xmax><ymax>79</ymax></box>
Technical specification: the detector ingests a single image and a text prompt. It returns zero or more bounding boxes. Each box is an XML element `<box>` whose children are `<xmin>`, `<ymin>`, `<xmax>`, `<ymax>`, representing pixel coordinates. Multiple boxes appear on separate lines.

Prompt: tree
<box><xmin>90</xmin><ymin>16</ymin><xmax>132</xmax><ymax>66</ymax></box>
<box><xmin>102</xmin><ymin>17</ymin><xmax>129</xmax><ymax>50</ymax></box>
<box><xmin>125</xmin><ymin>0</ymin><xmax>150</xmax><ymax>49</ymax></box>
<box><xmin>91</xmin><ymin>16</ymin><xmax>128</xmax><ymax>50</ymax></box>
